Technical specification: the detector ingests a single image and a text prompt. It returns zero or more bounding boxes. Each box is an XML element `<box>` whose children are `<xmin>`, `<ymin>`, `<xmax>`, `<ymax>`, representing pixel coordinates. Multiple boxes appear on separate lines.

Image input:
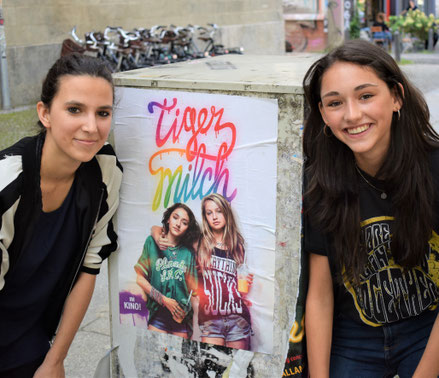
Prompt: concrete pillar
<box><xmin>109</xmin><ymin>53</ymin><xmax>316</xmax><ymax>377</ymax></box>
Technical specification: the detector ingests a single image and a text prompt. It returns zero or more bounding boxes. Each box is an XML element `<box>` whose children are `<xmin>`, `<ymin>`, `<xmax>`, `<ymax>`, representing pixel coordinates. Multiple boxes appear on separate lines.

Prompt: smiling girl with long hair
<box><xmin>303</xmin><ymin>40</ymin><xmax>439</xmax><ymax>377</ymax></box>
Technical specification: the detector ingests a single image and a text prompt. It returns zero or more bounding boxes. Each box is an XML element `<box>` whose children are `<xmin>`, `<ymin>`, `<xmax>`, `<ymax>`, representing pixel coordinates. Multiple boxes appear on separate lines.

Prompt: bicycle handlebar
<box><xmin>117</xmin><ymin>27</ymin><xmax>139</xmax><ymax>41</ymax></box>
<box><xmin>71</xmin><ymin>26</ymin><xmax>84</xmax><ymax>44</ymax></box>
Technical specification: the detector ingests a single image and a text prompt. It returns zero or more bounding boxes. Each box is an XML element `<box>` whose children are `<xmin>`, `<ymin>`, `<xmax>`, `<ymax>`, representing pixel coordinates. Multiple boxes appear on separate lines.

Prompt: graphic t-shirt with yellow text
<box><xmin>304</xmin><ymin>162</ymin><xmax>439</xmax><ymax>326</ymax></box>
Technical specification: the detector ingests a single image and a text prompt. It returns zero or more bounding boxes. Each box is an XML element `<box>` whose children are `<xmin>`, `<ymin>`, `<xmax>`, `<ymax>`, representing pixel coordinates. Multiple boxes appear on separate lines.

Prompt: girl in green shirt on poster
<box><xmin>135</xmin><ymin>203</ymin><xmax>200</xmax><ymax>338</ymax></box>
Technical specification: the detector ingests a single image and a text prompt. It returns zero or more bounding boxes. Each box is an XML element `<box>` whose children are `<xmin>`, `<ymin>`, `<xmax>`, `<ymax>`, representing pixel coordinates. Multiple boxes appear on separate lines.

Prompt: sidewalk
<box><xmin>400</xmin><ymin>46</ymin><xmax>439</xmax><ymax>64</ymax></box>
<box><xmin>64</xmin><ymin>261</ymin><xmax>111</xmax><ymax>377</ymax></box>
<box><xmin>398</xmin><ymin>44</ymin><xmax>439</xmax><ymax>132</ymax></box>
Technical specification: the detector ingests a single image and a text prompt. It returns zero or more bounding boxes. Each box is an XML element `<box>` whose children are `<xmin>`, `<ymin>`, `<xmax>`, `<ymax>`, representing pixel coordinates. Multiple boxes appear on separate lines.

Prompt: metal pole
<box><xmin>0</xmin><ymin>44</ymin><xmax>11</xmax><ymax>110</ymax></box>
<box><xmin>344</xmin><ymin>0</ymin><xmax>352</xmax><ymax>41</ymax></box>
<box><xmin>394</xmin><ymin>31</ymin><xmax>401</xmax><ymax>62</ymax></box>
<box><xmin>0</xmin><ymin>24</ymin><xmax>11</xmax><ymax>110</ymax></box>
<box><xmin>428</xmin><ymin>28</ymin><xmax>434</xmax><ymax>51</ymax></box>
<box><xmin>395</xmin><ymin>1</ymin><xmax>402</xmax><ymax>16</ymax></box>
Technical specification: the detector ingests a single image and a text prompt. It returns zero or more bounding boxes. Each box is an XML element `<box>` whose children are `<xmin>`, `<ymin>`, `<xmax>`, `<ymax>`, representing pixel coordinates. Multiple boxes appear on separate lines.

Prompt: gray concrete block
<box><xmin>6</xmin><ymin>43</ymin><xmax>60</xmax><ymax>107</ymax></box>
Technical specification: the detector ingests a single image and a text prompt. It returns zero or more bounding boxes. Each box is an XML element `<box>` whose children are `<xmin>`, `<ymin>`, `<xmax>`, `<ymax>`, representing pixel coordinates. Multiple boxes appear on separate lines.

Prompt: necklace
<box><xmin>168</xmin><ymin>245</ymin><xmax>179</xmax><ymax>258</ymax></box>
<box><xmin>215</xmin><ymin>241</ymin><xmax>225</xmax><ymax>248</ymax></box>
<box><xmin>355</xmin><ymin>165</ymin><xmax>388</xmax><ymax>200</ymax></box>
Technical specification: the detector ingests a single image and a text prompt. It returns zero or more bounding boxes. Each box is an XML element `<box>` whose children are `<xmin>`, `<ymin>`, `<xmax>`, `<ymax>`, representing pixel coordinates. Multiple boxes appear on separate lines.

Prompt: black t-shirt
<box><xmin>406</xmin><ymin>4</ymin><xmax>418</xmax><ymax>11</ymax></box>
<box><xmin>0</xmin><ymin>181</ymin><xmax>79</xmax><ymax>370</ymax></box>
<box><xmin>304</xmin><ymin>150</ymin><xmax>439</xmax><ymax>327</ymax></box>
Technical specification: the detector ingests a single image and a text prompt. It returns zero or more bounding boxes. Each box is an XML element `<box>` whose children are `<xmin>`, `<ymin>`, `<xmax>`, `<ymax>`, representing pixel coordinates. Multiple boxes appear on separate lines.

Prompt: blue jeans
<box><xmin>330</xmin><ymin>308</ymin><xmax>439</xmax><ymax>378</ymax></box>
<box><xmin>199</xmin><ymin>314</ymin><xmax>251</xmax><ymax>342</ymax></box>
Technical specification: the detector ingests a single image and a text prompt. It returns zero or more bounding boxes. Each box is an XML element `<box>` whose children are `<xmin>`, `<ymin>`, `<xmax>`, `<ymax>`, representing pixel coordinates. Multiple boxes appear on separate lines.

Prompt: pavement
<box><xmin>63</xmin><ymin>46</ymin><xmax>439</xmax><ymax>378</ymax></box>
<box><xmin>399</xmin><ymin>45</ymin><xmax>439</xmax><ymax>131</ymax></box>
<box><xmin>64</xmin><ymin>261</ymin><xmax>111</xmax><ymax>378</ymax></box>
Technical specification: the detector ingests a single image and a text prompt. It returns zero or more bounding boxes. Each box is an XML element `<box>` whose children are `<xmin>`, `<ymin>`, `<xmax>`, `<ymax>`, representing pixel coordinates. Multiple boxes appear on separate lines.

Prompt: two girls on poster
<box><xmin>134</xmin><ymin>193</ymin><xmax>253</xmax><ymax>349</ymax></box>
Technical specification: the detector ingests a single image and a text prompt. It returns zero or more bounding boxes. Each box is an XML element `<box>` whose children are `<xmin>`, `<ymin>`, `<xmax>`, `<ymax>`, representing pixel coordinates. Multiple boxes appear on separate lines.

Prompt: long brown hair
<box><xmin>161</xmin><ymin>203</ymin><xmax>200</xmax><ymax>251</ymax></box>
<box><xmin>302</xmin><ymin>40</ymin><xmax>439</xmax><ymax>284</ymax></box>
<box><xmin>197</xmin><ymin>193</ymin><xmax>245</xmax><ymax>271</ymax></box>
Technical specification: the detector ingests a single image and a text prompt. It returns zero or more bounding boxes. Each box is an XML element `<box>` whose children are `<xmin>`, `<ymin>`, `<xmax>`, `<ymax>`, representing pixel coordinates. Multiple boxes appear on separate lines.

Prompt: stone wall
<box><xmin>2</xmin><ymin>0</ymin><xmax>284</xmax><ymax>108</ymax></box>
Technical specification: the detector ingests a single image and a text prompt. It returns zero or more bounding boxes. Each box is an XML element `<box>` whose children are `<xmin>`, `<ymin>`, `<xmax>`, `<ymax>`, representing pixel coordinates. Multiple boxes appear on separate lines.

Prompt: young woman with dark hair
<box><xmin>372</xmin><ymin>12</ymin><xmax>392</xmax><ymax>47</ymax></box>
<box><xmin>135</xmin><ymin>203</ymin><xmax>200</xmax><ymax>338</ymax></box>
<box><xmin>0</xmin><ymin>53</ymin><xmax>122</xmax><ymax>377</ymax></box>
<box><xmin>303</xmin><ymin>39</ymin><xmax>439</xmax><ymax>377</ymax></box>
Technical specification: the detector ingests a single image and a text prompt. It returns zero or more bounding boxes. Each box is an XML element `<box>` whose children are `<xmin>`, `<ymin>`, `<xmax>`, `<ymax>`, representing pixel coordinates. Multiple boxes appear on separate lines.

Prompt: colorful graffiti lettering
<box><xmin>147</xmin><ymin>97</ymin><xmax>238</xmax><ymax>211</ymax></box>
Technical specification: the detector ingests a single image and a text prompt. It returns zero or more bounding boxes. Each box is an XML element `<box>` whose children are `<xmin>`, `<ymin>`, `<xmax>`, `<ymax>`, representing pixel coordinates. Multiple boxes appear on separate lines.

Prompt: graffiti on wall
<box><xmin>344</xmin><ymin>0</ymin><xmax>353</xmax><ymax>31</ymax></box>
<box><xmin>324</xmin><ymin>0</ymin><xmax>344</xmax><ymax>48</ymax></box>
<box><xmin>285</xmin><ymin>20</ymin><xmax>326</xmax><ymax>52</ymax></box>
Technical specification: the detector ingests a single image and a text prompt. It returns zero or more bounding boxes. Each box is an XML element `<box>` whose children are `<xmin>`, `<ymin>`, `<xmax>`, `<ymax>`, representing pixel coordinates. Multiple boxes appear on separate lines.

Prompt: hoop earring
<box><xmin>323</xmin><ymin>124</ymin><xmax>332</xmax><ymax>137</ymax></box>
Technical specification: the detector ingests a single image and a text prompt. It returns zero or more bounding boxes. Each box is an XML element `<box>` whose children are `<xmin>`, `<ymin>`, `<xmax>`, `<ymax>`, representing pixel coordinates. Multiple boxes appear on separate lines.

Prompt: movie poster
<box><xmin>282</xmin><ymin>229</ymin><xmax>308</xmax><ymax>377</ymax></box>
<box><xmin>113</xmin><ymin>87</ymin><xmax>277</xmax><ymax>354</ymax></box>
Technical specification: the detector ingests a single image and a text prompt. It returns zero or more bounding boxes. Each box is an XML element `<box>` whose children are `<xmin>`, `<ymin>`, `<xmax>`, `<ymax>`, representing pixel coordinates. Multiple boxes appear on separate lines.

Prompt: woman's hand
<box><xmin>151</xmin><ymin>226</ymin><xmax>175</xmax><ymax>251</ymax></box>
<box><xmin>163</xmin><ymin>296</ymin><xmax>185</xmax><ymax>321</ymax></box>
<box><xmin>158</xmin><ymin>234</ymin><xmax>175</xmax><ymax>251</ymax></box>
<box><xmin>242</xmin><ymin>298</ymin><xmax>252</xmax><ymax>307</ymax></box>
<box><xmin>239</xmin><ymin>273</ymin><xmax>254</xmax><ymax>306</ymax></box>
<box><xmin>32</xmin><ymin>273</ymin><xmax>96</xmax><ymax>378</ymax></box>
<box><xmin>247</xmin><ymin>273</ymin><xmax>254</xmax><ymax>288</ymax></box>
<box><xmin>413</xmin><ymin>313</ymin><xmax>439</xmax><ymax>377</ymax></box>
<box><xmin>33</xmin><ymin>360</ymin><xmax>65</xmax><ymax>378</ymax></box>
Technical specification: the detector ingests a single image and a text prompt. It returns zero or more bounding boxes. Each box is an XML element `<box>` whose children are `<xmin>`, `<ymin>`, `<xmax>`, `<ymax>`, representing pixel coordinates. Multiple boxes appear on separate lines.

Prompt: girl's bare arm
<box><xmin>136</xmin><ymin>272</ymin><xmax>184</xmax><ymax>318</ymax></box>
<box><xmin>305</xmin><ymin>253</ymin><xmax>334</xmax><ymax>378</ymax></box>
<box><xmin>413</xmin><ymin>313</ymin><xmax>439</xmax><ymax>377</ymax></box>
<box><xmin>34</xmin><ymin>272</ymin><xmax>96</xmax><ymax>378</ymax></box>
<box><xmin>151</xmin><ymin>225</ymin><xmax>174</xmax><ymax>250</ymax></box>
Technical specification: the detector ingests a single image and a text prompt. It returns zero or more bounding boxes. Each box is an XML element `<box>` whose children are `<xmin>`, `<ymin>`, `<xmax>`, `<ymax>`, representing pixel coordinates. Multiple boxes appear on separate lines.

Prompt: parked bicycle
<box><xmin>61</xmin><ymin>24</ymin><xmax>244</xmax><ymax>72</ymax></box>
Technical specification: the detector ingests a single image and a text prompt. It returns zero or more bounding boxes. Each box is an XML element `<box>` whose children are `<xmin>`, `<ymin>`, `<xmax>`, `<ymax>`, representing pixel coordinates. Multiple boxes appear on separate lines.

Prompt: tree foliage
<box><xmin>389</xmin><ymin>9</ymin><xmax>438</xmax><ymax>41</ymax></box>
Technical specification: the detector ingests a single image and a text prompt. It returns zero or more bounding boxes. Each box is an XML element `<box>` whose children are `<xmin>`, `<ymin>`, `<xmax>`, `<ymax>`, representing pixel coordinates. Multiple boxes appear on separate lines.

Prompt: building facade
<box><xmin>1</xmin><ymin>0</ymin><xmax>285</xmax><ymax>108</ymax></box>
<box><xmin>283</xmin><ymin>0</ymin><xmax>348</xmax><ymax>52</ymax></box>
<box><xmin>284</xmin><ymin>0</ymin><xmax>437</xmax><ymax>53</ymax></box>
